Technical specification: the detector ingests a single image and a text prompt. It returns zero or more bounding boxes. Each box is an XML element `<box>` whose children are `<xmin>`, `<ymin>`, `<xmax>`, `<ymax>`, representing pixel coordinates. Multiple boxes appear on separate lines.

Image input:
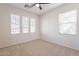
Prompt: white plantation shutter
<box><xmin>59</xmin><ymin>10</ymin><xmax>77</xmax><ymax>35</ymax></box>
<box><xmin>22</xmin><ymin>16</ymin><xmax>29</xmax><ymax>33</ymax></box>
<box><xmin>11</xmin><ymin>14</ymin><xmax>36</xmax><ymax>34</ymax></box>
<box><xmin>11</xmin><ymin>14</ymin><xmax>20</xmax><ymax>34</ymax></box>
<box><xmin>30</xmin><ymin>18</ymin><xmax>36</xmax><ymax>32</ymax></box>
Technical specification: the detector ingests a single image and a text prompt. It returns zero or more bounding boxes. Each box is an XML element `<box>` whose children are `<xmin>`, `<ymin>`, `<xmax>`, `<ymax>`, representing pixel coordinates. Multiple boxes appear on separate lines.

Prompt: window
<box><xmin>11</xmin><ymin>14</ymin><xmax>20</xmax><ymax>34</ymax></box>
<box><xmin>11</xmin><ymin>14</ymin><xmax>36</xmax><ymax>34</ymax></box>
<box><xmin>22</xmin><ymin>16</ymin><xmax>29</xmax><ymax>33</ymax></box>
<box><xmin>59</xmin><ymin>10</ymin><xmax>77</xmax><ymax>35</ymax></box>
<box><xmin>30</xmin><ymin>18</ymin><xmax>36</xmax><ymax>32</ymax></box>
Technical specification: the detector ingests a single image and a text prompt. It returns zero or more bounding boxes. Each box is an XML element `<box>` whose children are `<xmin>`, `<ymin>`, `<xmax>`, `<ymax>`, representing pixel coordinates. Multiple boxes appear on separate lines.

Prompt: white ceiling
<box><xmin>7</xmin><ymin>3</ymin><xmax>63</xmax><ymax>15</ymax></box>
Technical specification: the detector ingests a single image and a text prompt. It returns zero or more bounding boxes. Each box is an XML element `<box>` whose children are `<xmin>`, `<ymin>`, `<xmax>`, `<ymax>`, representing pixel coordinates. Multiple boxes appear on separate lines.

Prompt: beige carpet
<box><xmin>0</xmin><ymin>39</ymin><xmax>79</xmax><ymax>56</ymax></box>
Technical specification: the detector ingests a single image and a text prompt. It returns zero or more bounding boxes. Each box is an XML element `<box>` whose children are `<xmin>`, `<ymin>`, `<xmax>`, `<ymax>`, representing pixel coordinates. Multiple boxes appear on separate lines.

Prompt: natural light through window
<box><xmin>59</xmin><ymin>10</ymin><xmax>77</xmax><ymax>35</ymax></box>
<box><xmin>22</xmin><ymin>16</ymin><xmax>29</xmax><ymax>33</ymax></box>
<box><xmin>11</xmin><ymin>14</ymin><xmax>36</xmax><ymax>34</ymax></box>
<box><xmin>30</xmin><ymin>18</ymin><xmax>36</xmax><ymax>32</ymax></box>
<box><xmin>11</xmin><ymin>14</ymin><xmax>20</xmax><ymax>34</ymax></box>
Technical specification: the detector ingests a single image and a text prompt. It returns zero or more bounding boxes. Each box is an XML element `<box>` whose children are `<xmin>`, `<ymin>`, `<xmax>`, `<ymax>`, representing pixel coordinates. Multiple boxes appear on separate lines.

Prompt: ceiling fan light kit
<box><xmin>35</xmin><ymin>4</ymin><xmax>39</xmax><ymax>7</ymax></box>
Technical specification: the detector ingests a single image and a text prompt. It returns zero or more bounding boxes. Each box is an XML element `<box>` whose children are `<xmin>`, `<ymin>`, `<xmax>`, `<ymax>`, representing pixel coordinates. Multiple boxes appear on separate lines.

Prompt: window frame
<box><xmin>59</xmin><ymin>10</ymin><xmax>77</xmax><ymax>35</ymax></box>
<box><xmin>30</xmin><ymin>18</ymin><xmax>36</xmax><ymax>33</ymax></box>
<box><xmin>22</xmin><ymin>16</ymin><xmax>29</xmax><ymax>33</ymax></box>
<box><xmin>11</xmin><ymin>14</ymin><xmax>20</xmax><ymax>34</ymax></box>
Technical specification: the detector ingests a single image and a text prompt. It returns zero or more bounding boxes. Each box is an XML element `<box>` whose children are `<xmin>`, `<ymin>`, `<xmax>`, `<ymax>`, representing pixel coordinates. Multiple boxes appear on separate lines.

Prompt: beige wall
<box><xmin>0</xmin><ymin>4</ymin><xmax>40</xmax><ymax>48</ymax></box>
<box><xmin>41</xmin><ymin>3</ymin><xmax>79</xmax><ymax>50</ymax></box>
<box><xmin>1</xmin><ymin>3</ymin><xmax>79</xmax><ymax>50</ymax></box>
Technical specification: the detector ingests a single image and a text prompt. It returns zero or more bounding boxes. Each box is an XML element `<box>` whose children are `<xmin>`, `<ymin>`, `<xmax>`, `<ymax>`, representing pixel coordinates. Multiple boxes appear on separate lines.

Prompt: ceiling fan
<box><xmin>24</xmin><ymin>3</ymin><xmax>50</xmax><ymax>10</ymax></box>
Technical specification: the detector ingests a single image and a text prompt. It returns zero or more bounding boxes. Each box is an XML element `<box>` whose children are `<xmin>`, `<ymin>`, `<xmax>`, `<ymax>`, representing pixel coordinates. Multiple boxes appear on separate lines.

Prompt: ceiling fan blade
<box><xmin>30</xmin><ymin>3</ymin><xmax>37</xmax><ymax>8</ymax></box>
<box><xmin>24</xmin><ymin>4</ymin><xmax>29</xmax><ymax>8</ymax></box>
<box><xmin>24</xmin><ymin>3</ymin><xmax>36</xmax><ymax>8</ymax></box>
